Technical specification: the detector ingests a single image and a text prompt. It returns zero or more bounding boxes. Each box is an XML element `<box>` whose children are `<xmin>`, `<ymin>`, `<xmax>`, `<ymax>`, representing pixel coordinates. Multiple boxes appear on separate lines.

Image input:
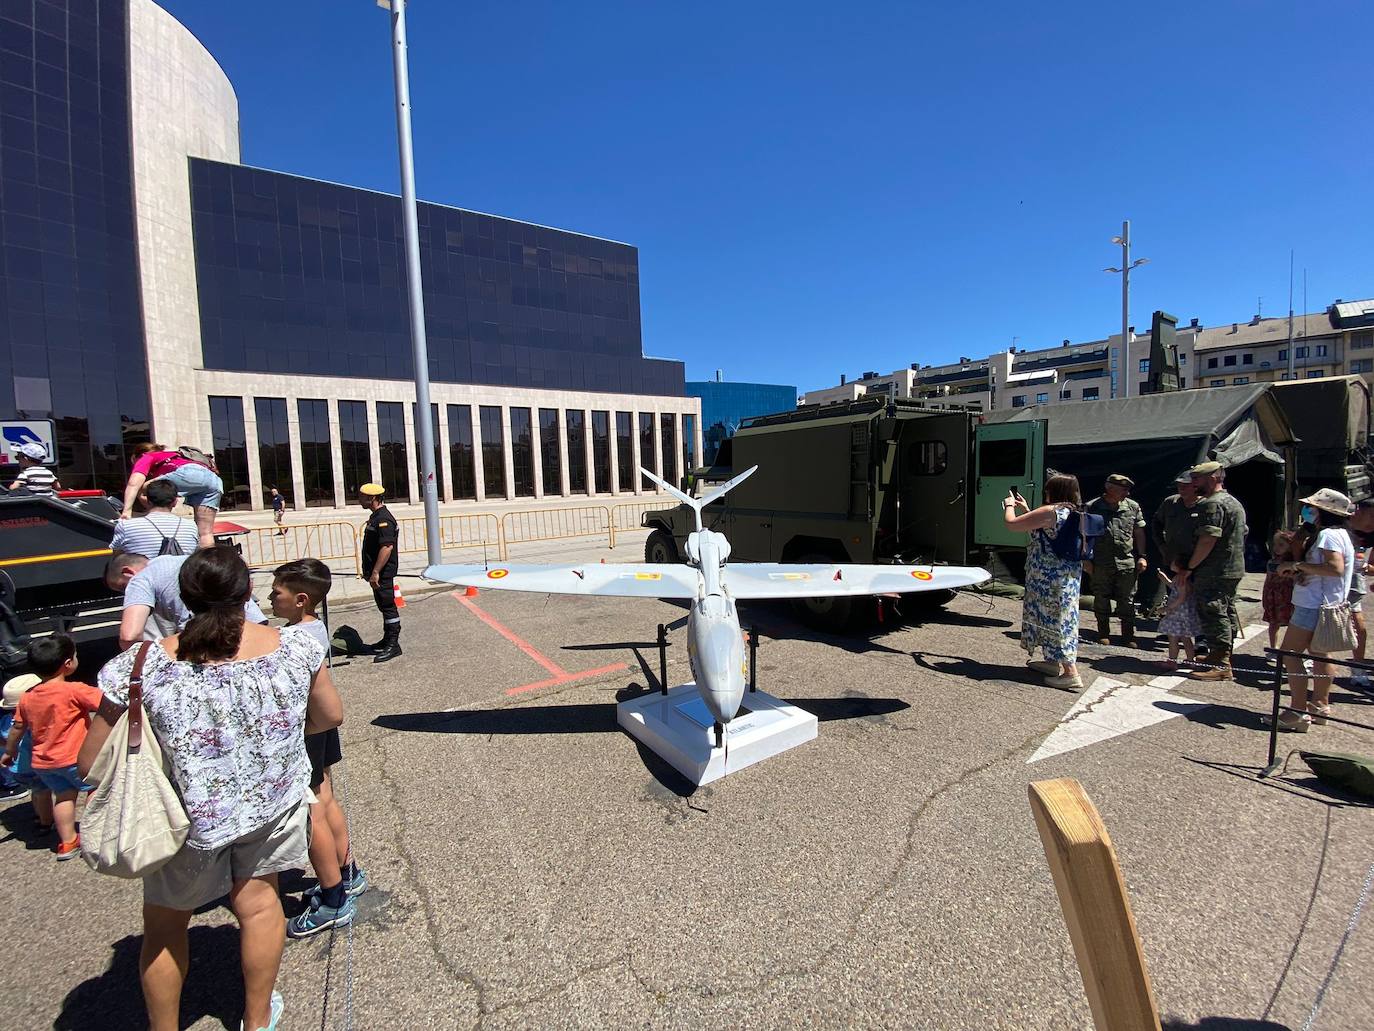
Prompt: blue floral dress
<box><xmin>1022</xmin><ymin>506</ymin><xmax>1081</xmax><ymax>664</ymax></box>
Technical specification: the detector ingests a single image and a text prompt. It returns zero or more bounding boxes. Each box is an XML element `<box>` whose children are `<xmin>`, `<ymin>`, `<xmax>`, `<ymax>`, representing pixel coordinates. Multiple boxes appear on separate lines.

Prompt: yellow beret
<box><xmin>359</xmin><ymin>483</ymin><xmax>386</xmax><ymax>496</ymax></box>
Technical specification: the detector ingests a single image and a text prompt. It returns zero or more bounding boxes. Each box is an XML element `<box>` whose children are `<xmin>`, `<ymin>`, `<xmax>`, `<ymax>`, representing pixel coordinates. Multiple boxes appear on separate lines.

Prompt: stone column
<box><xmin>531</xmin><ymin>408</ymin><xmax>545</xmax><ymax>498</ymax></box>
<box><xmin>502</xmin><ymin>406</ymin><xmax>516</xmax><ymax>500</ymax></box>
<box><xmin>437</xmin><ymin>403</ymin><xmax>453</xmax><ymax>503</ymax></box>
<box><xmin>471</xmin><ymin>405</ymin><xmax>486</xmax><ymax>503</ymax></box>
<box><xmin>327</xmin><ymin>400</ymin><xmax>346</xmax><ymax>508</ymax></box>
<box><xmin>242</xmin><ymin>397</ymin><xmax>264</xmax><ymax>512</ymax></box>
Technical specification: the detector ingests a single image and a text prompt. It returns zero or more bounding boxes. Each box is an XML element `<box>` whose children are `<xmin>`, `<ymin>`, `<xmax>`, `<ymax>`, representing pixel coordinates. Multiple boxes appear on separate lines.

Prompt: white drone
<box><xmin>425</xmin><ymin>467</ymin><xmax>990</xmax><ymax>743</ymax></box>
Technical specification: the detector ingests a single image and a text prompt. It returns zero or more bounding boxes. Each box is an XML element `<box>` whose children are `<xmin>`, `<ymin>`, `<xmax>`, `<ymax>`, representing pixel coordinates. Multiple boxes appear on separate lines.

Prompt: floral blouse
<box><xmin>98</xmin><ymin>626</ymin><xmax>325</xmax><ymax>850</ymax></box>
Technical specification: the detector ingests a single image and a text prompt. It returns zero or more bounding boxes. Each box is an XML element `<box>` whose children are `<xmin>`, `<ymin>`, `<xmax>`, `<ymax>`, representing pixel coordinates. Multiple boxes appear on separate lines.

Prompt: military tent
<box><xmin>983</xmin><ymin>384</ymin><xmax>1297</xmax><ymax>571</ymax></box>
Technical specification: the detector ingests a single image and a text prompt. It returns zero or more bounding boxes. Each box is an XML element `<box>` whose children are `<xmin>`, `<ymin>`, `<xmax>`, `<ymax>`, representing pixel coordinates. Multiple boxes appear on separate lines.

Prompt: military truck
<box><xmin>642</xmin><ymin>397</ymin><xmax>1046</xmax><ymax>625</ymax></box>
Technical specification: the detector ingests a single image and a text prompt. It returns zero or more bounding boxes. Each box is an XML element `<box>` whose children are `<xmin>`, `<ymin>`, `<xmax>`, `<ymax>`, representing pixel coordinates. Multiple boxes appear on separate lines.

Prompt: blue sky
<box><xmin>163</xmin><ymin>1</ymin><xmax>1372</xmax><ymax>392</ymax></box>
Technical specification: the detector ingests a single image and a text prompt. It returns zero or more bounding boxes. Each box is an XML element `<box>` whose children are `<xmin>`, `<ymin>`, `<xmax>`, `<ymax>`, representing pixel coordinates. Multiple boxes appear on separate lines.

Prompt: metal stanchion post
<box><xmin>1260</xmin><ymin>649</ymin><xmax>1284</xmax><ymax>778</ymax></box>
<box><xmin>658</xmin><ymin>623</ymin><xmax>668</xmax><ymax>696</ymax></box>
<box><xmin>748</xmin><ymin>626</ymin><xmax>757</xmax><ymax>693</ymax></box>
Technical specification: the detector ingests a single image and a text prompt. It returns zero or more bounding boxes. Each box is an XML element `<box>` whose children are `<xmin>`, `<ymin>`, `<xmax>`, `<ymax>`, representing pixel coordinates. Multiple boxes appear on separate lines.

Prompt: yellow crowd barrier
<box><xmin>396</xmin><ymin>513</ymin><xmax>505</xmax><ymax>561</ymax></box>
<box><xmin>610</xmin><ymin>501</ymin><xmax>670</xmax><ymax>547</ymax></box>
<box><xmin>500</xmin><ymin>505</ymin><xmax>611</xmax><ymax>549</ymax></box>
<box><xmin>240</xmin><ymin>521</ymin><xmax>361</xmax><ymax>575</ymax></box>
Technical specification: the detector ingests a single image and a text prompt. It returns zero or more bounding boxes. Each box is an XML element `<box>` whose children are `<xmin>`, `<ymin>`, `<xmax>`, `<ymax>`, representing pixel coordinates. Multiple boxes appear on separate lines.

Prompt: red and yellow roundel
<box><xmin>911</xmin><ymin>570</ymin><xmax>934</xmax><ymax>581</ymax></box>
<box><xmin>487</xmin><ymin>568</ymin><xmax>509</xmax><ymax>579</ymax></box>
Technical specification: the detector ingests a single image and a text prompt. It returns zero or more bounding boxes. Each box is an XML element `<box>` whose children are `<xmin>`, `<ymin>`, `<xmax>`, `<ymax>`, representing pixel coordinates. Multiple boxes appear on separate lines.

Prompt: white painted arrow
<box><xmin>1027</xmin><ymin>675</ymin><xmax>1210</xmax><ymax>764</ymax></box>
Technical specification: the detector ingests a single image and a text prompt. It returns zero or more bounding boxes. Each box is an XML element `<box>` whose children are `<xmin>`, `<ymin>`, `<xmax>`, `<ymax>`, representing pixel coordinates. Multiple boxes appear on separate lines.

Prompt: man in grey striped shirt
<box><xmin>7</xmin><ymin>442</ymin><xmax>60</xmax><ymax>496</ymax></box>
<box><xmin>110</xmin><ymin>478</ymin><xmax>201</xmax><ymax>557</ymax></box>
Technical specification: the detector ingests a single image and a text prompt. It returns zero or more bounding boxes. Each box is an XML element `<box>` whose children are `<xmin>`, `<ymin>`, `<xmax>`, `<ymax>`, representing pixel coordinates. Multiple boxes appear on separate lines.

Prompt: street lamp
<box><xmin>378</xmin><ymin>0</ymin><xmax>441</xmax><ymax>566</ymax></box>
<box><xmin>1103</xmin><ymin>220</ymin><xmax>1149</xmax><ymax>399</ymax></box>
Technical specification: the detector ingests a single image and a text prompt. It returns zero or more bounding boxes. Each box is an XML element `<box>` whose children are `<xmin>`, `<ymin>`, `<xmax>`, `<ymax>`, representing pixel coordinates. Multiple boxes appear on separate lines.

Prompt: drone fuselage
<box><xmin>684</xmin><ymin>528</ymin><xmax>747</xmax><ymax>726</ymax></box>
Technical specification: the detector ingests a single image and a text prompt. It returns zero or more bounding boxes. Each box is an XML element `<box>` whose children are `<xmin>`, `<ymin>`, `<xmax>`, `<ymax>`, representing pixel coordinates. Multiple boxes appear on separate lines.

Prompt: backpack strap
<box><xmin>127</xmin><ymin>641</ymin><xmax>152</xmax><ymax>751</ymax></box>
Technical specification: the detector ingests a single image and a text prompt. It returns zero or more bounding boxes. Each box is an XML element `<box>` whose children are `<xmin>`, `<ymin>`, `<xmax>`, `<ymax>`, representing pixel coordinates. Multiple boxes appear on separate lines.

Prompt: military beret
<box><xmin>1105</xmin><ymin>473</ymin><xmax>1134</xmax><ymax>488</ymax></box>
<box><xmin>359</xmin><ymin>483</ymin><xmax>386</xmax><ymax>496</ymax></box>
<box><xmin>1189</xmin><ymin>461</ymin><xmax>1224</xmax><ymax>476</ymax></box>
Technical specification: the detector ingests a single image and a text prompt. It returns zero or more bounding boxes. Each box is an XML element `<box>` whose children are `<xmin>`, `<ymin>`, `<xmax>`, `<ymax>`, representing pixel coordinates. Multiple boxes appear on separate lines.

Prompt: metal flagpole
<box><xmin>385</xmin><ymin>0</ymin><xmax>442</xmax><ymax>566</ymax></box>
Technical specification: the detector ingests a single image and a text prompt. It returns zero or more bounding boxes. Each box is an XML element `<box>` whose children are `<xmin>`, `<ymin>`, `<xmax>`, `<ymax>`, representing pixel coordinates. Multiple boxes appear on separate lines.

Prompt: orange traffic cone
<box><xmin>393</xmin><ymin>583</ymin><xmax>406</xmax><ymax>608</ymax></box>
<box><xmin>463</xmin><ymin>585</ymin><xmax>479</xmax><ymax>597</ymax></box>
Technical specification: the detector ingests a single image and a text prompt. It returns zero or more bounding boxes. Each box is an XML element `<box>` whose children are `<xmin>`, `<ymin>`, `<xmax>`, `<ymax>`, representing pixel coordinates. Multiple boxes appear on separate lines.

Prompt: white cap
<box><xmin>16</xmin><ymin>442</ymin><xmax>47</xmax><ymax>461</ymax></box>
<box><xmin>2</xmin><ymin>673</ymin><xmax>40</xmax><ymax>709</ymax></box>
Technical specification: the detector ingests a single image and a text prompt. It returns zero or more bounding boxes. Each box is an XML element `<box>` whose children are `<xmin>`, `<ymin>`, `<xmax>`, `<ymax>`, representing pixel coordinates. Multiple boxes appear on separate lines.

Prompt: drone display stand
<box><xmin>616</xmin><ymin>626</ymin><xmax>818</xmax><ymax>786</ymax></box>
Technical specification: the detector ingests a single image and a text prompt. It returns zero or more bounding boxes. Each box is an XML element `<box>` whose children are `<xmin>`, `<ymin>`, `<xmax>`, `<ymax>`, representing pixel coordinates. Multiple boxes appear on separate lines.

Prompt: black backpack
<box><xmin>1041</xmin><ymin>508</ymin><xmax>1105</xmax><ymax>562</ymax></box>
<box><xmin>154</xmin><ymin>517</ymin><xmax>188</xmax><ymax>557</ymax></box>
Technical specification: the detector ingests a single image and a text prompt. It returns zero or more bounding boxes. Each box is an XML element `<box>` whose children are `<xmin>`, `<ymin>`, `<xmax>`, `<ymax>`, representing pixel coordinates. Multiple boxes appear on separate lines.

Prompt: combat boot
<box><xmin>373</xmin><ymin>626</ymin><xmax>402</xmax><ymax>664</ymax></box>
<box><xmin>1120</xmin><ymin>616</ymin><xmax>1137</xmax><ymax>649</ymax></box>
<box><xmin>1190</xmin><ymin>647</ymin><xmax>1231</xmax><ymax>681</ymax></box>
<box><xmin>1095</xmin><ymin>618</ymin><xmax>1111</xmax><ymax>646</ymax></box>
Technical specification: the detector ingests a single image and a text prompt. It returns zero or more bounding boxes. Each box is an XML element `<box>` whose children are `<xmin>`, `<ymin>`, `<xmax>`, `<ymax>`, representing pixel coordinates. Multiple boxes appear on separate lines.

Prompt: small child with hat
<box><xmin>0</xmin><ymin>673</ymin><xmax>54</xmax><ymax>832</ymax></box>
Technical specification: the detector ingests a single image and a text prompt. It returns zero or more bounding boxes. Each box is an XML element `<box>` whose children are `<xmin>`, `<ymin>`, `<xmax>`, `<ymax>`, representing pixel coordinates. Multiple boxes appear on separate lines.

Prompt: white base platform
<box><xmin>617</xmin><ymin>683</ymin><xmax>818</xmax><ymax>786</ymax></box>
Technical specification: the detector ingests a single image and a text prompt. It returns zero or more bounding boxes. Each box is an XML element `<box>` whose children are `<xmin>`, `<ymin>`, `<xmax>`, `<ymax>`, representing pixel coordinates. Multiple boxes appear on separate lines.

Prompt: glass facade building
<box><xmin>0</xmin><ymin>1</ymin><xmax>698</xmax><ymax>508</ymax></box>
<box><xmin>0</xmin><ymin>0</ymin><xmax>151</xmax><ymax>491</ymax></box>
<box><xmin>686</xmin><ymin>381</ymin><xmax>797</xmax><ymax>464</ymax></box>
<box><xmin>188</xmin><ymin>159</ymin><xmax>684</xmax><ymax>396</ymax></box>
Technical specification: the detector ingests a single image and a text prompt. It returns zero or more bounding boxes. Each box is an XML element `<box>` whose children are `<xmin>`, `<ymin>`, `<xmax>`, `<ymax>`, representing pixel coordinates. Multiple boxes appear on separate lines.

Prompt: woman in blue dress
<box><xmin>1002</xmin><ymin>473</ymin><xmax>1085</xmax><ymax>690</ymax></box>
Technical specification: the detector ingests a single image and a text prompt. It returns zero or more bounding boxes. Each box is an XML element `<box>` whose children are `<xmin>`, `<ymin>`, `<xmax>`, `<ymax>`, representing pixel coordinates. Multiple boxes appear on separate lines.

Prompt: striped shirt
<box><xmin>14</xmin><ymin>467</ymin><xmax>57</xmax><ymax>495</ymax></box>
<box><xmin>111</xmin><ymin>513</ymin><xmax>201</xmax><ymax>558</ymax></box>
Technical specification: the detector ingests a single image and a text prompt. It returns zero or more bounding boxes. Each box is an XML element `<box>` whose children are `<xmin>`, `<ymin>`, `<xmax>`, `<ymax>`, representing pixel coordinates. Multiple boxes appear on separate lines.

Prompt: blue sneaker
<box><xmin>287</xmin><ymin>895</ymin><xmax>356</xmax><ymax>939</ymax></box>
<box><xmin>304</xmin><ymin>866</ymin><xmax>369</xmax><ymax>903</ymax></box>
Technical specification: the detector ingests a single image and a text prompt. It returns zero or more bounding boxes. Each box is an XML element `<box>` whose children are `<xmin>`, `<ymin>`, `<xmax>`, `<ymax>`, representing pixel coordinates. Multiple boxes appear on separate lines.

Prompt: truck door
<box><xmin>891</xmin><ymin>413</ymin><xmax>970</xmax><ymax>564</ymax></box>
<box><xmin>973</xmin><ymin>420</ymin><xmax>1047</xmax><ymax>548</ymax></box>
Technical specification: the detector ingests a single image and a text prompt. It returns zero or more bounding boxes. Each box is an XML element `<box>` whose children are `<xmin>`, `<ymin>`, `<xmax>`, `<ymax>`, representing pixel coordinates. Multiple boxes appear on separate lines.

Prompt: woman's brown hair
<box><xmin>176</xmin><ymin>546</ymin><xmax>251</xmax><ymax>664</ymax></box>
<box><xmin>1044</xmin><ymin>472</ymin><xmax>1082</xmax><ymax>509</ymax></box>
<box><xmin>132</xmin><ymin>442</ymin><xmax>165</xmax><ymax>457</ymax></box>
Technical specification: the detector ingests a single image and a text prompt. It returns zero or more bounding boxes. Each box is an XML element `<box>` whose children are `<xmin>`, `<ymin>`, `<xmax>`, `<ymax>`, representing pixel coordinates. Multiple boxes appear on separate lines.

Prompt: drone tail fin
<box><xmin>640</xmin><ymin>465</ymin><xmax>758</xmax><ymax>533</ymax></box>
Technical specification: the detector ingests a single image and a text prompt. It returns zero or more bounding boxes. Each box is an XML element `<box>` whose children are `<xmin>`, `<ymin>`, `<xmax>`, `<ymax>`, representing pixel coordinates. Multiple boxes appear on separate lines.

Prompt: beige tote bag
<box><xmin>81</xmin><ymin>642</ymin><xmax>190</xmax><ymax>878</ymax></box>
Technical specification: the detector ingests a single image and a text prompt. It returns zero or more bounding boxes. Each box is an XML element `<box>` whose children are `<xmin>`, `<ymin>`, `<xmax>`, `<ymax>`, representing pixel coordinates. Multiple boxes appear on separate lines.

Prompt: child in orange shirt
<box><xmin>1</xmin><ymin>635</ymin><xmax>100</xmax><ymax>859</ymax></box>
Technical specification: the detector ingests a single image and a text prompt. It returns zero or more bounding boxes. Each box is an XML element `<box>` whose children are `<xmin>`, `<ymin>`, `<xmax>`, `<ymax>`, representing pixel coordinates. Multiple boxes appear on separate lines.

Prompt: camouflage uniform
<box><xmin>1087</xmin><ymin>495</ymin><xmax>1146</xmax><ymax>640</ymax></box>
<box><xmin>1151</xmin><ymin>494</ymin><xmax>1202</xmax><ymax>570</ymax></box>
<box><xmin>1190</xmin><ymin>490</ymin><xmax>1247</xmax><ymax>653</ymax></box>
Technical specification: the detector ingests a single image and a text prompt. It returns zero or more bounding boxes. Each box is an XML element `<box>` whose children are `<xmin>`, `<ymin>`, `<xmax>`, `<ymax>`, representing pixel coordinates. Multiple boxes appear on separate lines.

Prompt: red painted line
<box><xmin>505</xmin><ymin>662</ymin><xmax>629</xmax><ymax>697</ymax></box>
<box><xmin>453</xmin><ymin>592</ymin><xmax>567</xmax><ymax>677</ymax></box>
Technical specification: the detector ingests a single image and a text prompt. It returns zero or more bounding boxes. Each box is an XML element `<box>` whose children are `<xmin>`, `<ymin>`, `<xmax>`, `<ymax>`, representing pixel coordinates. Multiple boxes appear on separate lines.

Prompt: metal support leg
<box><xmin>748</xmin><ymin>626</ymin><xmax>757</xmax><ymax>693</ymax></box>
<box><xmin>1260</xmin><ymin>651</ymin><xmax>1284</xmax><ymax>778</ymax></box>
<box><xmin>714</xmin><ymin>721</ymin><xmax>724</xmax><ymax>750</ymax></box>
<box><xmin>658</xmin><ymin>623</ymin><xmax>668</xmax><ymax>696</ymax></box>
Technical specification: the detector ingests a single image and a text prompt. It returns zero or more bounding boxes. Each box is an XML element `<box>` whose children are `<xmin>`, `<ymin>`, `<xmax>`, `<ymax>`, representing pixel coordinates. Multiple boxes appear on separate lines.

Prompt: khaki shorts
<box><xmin>144</xmin><ymin>800</ymin><xmax>309</xmax><ymax>911</ymax></box>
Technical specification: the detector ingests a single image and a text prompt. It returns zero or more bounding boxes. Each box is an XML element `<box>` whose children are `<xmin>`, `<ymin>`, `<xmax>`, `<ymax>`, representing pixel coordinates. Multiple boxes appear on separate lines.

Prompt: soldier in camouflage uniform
<box><xmin>1085</xmin><ymin>473</ymin><xmax>1149</xmax><ymax>645</ymax></box>
<box><xmin>1181</xmin><ymin>461</ymin><xmax>1248</xmax><ymax>680</ymax></box>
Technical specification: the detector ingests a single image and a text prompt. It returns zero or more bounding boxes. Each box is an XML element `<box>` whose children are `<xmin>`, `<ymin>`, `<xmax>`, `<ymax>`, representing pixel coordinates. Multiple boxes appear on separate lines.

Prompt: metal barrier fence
<box><xmin>500</xmin><ymin>505</ymin><xmax>612</xmax><ymax>550</ymax></box>
<box><xmin>396</xmin><ymin>513</ymin><xmax>504</xmax><ymax>561</ymax></box>
<box><xmin>240</xmin><ymin>521</ymin><xmax>361</xmax><ymax>575</ymax></box>
<box><xmin>610</xmin><ymin>500</ymin><xmax>669</xmax><ymax>545</ymax></box>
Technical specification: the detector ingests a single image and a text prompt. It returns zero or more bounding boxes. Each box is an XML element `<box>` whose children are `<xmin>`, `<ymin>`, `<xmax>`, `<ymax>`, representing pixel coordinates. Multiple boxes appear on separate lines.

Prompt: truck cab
<box><xmin>642</xmin><ymin>398</ymin><xmax>1045</xmax><ymax>625</ymax></box>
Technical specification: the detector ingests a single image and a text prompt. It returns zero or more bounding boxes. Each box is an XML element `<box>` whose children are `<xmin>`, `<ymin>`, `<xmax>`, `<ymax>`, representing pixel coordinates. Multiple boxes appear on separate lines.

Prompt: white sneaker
<box><xmin>241</xmin><ymin>991</ymin><xmax>283</xmax><ymax>1031</ymax></box>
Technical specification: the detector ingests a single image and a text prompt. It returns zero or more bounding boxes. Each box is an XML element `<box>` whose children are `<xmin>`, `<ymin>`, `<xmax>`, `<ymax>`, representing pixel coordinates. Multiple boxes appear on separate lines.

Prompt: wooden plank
<box><xmin>1028</xmin><ymin>778</ymin><xmax>1161</xmax><ymax>1031</ymax></box>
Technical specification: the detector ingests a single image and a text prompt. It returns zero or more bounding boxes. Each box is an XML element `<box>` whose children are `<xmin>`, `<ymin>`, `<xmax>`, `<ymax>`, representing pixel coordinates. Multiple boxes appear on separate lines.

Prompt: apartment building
<box><xmin>800</xmin><ymin>299</ymin><xmax>1374</xmax><ymax>410</ymax></box>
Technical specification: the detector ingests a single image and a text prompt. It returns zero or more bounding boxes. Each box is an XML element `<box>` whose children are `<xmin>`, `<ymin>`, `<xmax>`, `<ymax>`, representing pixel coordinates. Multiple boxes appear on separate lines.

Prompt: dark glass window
<box><xmin>479</xmin><ymin>405</ymin><xmax>506</xmax><ymax>497</ymax></box>
<box><xmin>660</xmin><ymin>414</ymin><xmax>676</xmax><ymax>484</ymax></box>
<box><xmin>187</xmin><ymin>158</ymin><xmax>686</xmax><ymax>397</ymax></box>
<box><xmin>977</xmin><ymin>439</ymin><xmax>1025</xmax><ymax>477</ymax></box>
<box><xmin>338</xmin><ymin>401</ymin><xmax>372</xmax><ymax>497</ymax></box>
<box><xmin>412</xmin><ymin>403</ymin><xmax>443</xmax><ymax>498</ymax></box>
<box><xmin>591</xmin><ymin>411</ymin><xmax>610</xmax><ymax>493</ymax></box>
<box><xmin>510</xmin><ymin>407</ymin><xmax>534</xmax><ymax>497</ymax></box>
<box><xmin>682</xmin><ymin>414</ymin><xmax>696</xmax><ymax>473</ymax></box>
<box><xmin>254</xmin><ymin>398</ymin><xmax>294</xmax><ymax>508</ymax></box>
<box><xmin>539</xmin><ymin>408</ymin><xmax>562</xmax><ymax>494</ymax></box>
<box><xmin>0</xmin><ymin>1</ymin><xmax>150</xmax><ymax>492</ymax></box>
<box><xmin>566</xmin><ymin>410</ymin><xmax>587</xmax><ymax>494</ymax></box>
<box><xmin>908</xmin><ymin>440</ymin><xmax>949</xmax><ymax>475</ymax></box>
<box><xmin>447</xmin><ymin>404</ymin><xmax>475</xmax><ymax>500</ymax></box>
<box><xmin>297</xmin><ymin>400</ymin><xmax>335</xmax><ymax>507</ymax></box>
<box><xmin>209</xmin><ymin>397</ymin><xmax>249</xmax><ymax>512</ymax></box>
<box><xmin>616</xmin><ymin>412</ymin><xmax>634</xmax><ymax>491</ymax></box>
<box><xmin>376</xmin><ymin>401</ymin><xmax>410</xmax><ymax>497</ymax></box>
<box><xmin>639</xmin><ymin>412</ymin><xmax>656</xmax><ymax>488</ymax></box>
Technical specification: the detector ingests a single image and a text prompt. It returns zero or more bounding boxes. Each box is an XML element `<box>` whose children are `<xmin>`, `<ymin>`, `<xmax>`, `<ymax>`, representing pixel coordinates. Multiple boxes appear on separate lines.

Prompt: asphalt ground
<box><xmin>2</xmin><ymin>572</ymin><xmax>1372</xmax><ymax>1030</ymax></box>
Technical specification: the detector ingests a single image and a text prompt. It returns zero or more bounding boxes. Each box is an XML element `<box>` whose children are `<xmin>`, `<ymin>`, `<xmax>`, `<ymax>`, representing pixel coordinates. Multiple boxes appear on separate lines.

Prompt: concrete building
<box><xmin>0</xmin><ymin>0</ymin><xmax>699</xmax><ymax>510</ymax></box>
<box><xmin>802</xmin><ymin>300</ymin><xmax>1374</xmax><ymax>411</ymax></box>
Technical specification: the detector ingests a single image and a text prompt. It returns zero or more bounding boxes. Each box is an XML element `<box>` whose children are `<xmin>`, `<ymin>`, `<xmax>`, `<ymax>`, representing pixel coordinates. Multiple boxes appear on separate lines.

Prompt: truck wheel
<box><xmin>645</xmin><ymin>529</ymin><xmax>678</xmax><ymax>564</ymax></box>
<box><xmin>793</xmin><ymin>553</ymin><xmax>852</xmax><ymax>629</ymax></box>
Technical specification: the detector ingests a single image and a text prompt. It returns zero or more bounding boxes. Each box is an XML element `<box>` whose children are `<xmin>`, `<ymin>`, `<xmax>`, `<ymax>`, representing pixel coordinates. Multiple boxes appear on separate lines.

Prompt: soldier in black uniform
<box><xmin>359</xmin><ymin>483</ymin><xmax>402</xmax><ymax>663</ymax></box>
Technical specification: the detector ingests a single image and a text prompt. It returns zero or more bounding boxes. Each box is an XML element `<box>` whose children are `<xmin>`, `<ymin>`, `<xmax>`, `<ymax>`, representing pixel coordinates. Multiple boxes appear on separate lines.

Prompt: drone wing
<box><xmin>722</xmin><ymin>563</ymin><xmax>990</xmax><ymax>599</ymax></box>
<box><xmin>424</xmin><ymin>563</ymin><xmax>699</xmax><ymax>599</ymax></box>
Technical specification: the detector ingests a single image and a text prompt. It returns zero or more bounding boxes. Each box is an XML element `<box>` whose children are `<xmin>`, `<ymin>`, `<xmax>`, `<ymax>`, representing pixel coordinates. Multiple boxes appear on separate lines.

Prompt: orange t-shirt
<box><xmin>15</xmin><ymin>678</ymin><xmax>102</xmax><ymax>770</ymax></box>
